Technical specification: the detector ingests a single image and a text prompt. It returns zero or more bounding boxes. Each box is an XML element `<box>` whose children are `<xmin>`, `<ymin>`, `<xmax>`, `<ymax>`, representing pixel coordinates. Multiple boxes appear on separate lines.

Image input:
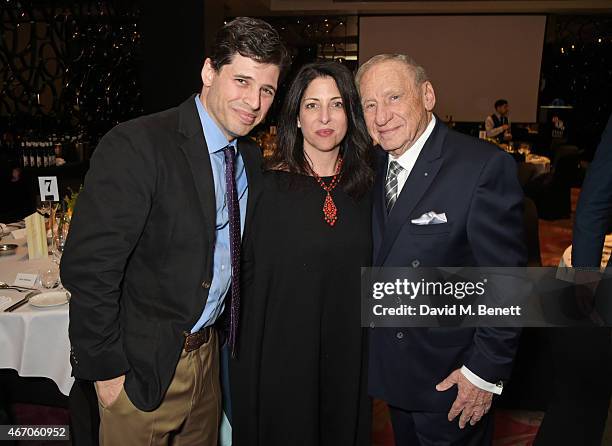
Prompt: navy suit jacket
<box><xmin>369</xmin><ymin>118</ymin><xmax>527</xmax><ymax>412</ymax></box>
<box><xmin>573</xmin><ymin>113</ymin><xmax>612</xmax><ymax>268</ymax></box>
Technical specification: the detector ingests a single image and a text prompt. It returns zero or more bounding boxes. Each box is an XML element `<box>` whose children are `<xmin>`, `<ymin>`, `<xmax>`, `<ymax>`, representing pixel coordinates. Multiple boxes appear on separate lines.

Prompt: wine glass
<box><xmin>51</xmin><ymin>212</ymin><xmax>70</xmax><ymax>265</ymax></box>
<box><xmin>35</xmin><ymin>195</ymin><xmax>53</xmax><ymax>218</ymax></box>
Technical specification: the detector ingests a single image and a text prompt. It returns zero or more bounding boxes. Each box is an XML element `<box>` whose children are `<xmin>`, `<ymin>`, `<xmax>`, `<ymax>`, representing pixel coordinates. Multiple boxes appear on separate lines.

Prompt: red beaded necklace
<box><xmin>313</xmin><ymin>156</ymin><xmax>343</xmax><ymax>227</ymax></box>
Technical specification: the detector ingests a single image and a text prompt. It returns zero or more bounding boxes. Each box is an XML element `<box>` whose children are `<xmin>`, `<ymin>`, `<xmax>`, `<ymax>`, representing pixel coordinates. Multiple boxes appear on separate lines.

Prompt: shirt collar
<box><xmin>195</xmin><ymin>95</ymin><xmax>237</xmax><ymax>154</ymax></box>
<box><xmin>389</xmin><ymin>114</ymin><xmax>436</xmax><ymax>171</ymax></box>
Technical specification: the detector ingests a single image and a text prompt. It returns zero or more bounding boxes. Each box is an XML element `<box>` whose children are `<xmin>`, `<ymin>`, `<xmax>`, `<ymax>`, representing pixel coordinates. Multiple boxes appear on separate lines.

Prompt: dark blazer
<box><xmin>369</xmin><ymin>118</ymin><xmax>527</xmax><ymax>412</ymax></box>
<box><xmin>572</xmin><ymin>113</ymin><xmax>612</xmax><ymax>267</ymax></box>
<box><xmin>61</xmin><ymin>95</ymin><xmax>263</xmax><ymax>411</ymax></box>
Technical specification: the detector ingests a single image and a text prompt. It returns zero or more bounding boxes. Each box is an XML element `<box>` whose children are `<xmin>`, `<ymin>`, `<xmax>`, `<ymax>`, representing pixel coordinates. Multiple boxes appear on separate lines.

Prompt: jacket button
<box><xmin>396</xmin><ymin>331</ymin><xmax>404</xmax><ymax>340</ymax></box>
<box><xmin>201</xmin><ymin>281</ymin><xmax>211</xmax><ymax>289</ymax></box>
<box><xmin>412</xmin><ymin>260</ymin><xmax>420</xmax><ymax>268</ymax></box>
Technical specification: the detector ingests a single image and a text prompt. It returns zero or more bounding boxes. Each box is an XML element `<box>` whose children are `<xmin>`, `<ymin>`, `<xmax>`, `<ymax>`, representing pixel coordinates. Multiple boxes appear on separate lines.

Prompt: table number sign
<box><xmin>38</xmin><ymin>176</ymin><xmax>59</xmax><ymax>202</ymax></box>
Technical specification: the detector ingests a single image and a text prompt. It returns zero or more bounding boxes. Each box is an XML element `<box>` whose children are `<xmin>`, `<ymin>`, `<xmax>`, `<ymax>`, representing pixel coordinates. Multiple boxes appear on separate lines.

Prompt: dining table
<box><xmin>525</xmin><ymin>153</ymin><xmax>552</xmax><ymax>177</ymax></box>
<box><xmin>0</xmin><ymin>228</ymin><xmax>73</xmax><ymax>396</ymax></box>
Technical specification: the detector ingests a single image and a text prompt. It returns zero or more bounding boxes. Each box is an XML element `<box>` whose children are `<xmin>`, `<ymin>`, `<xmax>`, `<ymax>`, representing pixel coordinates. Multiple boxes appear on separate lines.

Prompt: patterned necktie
<box><xmin>223</xmin><ymin>145</ymin><xmax>241</xmax><ymax>357</ymax></box>
<box><xmin>385</xmin><ymin>160</ymin><xmax>404</xmax><ymax>213</ymax></box>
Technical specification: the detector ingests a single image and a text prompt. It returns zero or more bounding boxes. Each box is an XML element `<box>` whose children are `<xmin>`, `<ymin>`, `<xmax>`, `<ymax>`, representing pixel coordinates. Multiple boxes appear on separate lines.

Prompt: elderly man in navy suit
<box><xmin>356</xmin><ymin>54</ymin><xmax>527</xmax><ymax>445</ymax></box>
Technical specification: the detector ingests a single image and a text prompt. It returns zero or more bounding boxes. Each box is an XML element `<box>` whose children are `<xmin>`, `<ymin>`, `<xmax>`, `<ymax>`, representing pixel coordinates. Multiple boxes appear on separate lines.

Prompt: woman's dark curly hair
<box><xmin>267</xmin><ymin>61</ymin><xmax>374</xmax><ymax>198</ymax></box>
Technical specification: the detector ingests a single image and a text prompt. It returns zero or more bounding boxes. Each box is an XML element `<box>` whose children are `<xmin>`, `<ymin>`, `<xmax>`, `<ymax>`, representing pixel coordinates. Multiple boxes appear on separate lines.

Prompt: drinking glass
<box><xmin>40</xmin><ymin>264</ymin><xmax>60</xmax><ymax>288</ymax></box>
<box><xmin>35</xmin><ymin>195</ymin><xmax>53</xmax><ymax>218</ymax></box>
<box><xmin>51</xmin><ymin>212</ymin><xmax>70</xmax><ymax>265</ymax></box>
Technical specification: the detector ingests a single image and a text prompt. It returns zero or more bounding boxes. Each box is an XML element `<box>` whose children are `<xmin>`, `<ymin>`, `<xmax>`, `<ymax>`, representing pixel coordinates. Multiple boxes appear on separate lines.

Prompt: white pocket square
<box><xmin>411</xmin><ymin>211</ymin><xmax>447</xmax><ymax>225</ymax></box>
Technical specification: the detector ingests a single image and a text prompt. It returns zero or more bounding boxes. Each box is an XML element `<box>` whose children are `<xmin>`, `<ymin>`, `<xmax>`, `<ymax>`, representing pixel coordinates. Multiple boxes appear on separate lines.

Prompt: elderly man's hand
<box><xmin>436</xmin><ymin>369</ymin><xmax>493</xmax><ymax>428</ymax></box>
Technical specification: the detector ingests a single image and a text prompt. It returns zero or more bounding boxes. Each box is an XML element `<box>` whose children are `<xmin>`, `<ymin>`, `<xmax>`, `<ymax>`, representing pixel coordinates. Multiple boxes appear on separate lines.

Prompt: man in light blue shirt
<box><xmin>64</xmin><ymin>18</ymin><xmax>289</xmax><ymax>446</ymax></box>
<box><xmin>192</xmin><ymin>95</ymin><xmax>248</xmax><ymax>333</ymax></box>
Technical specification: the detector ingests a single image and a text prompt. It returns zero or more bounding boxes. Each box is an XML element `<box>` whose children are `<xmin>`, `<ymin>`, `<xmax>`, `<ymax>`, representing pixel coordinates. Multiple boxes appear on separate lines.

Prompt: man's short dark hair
<box><xmin>210</xmin><ymin>17</ymin><xmax>291</xmax><ymax>79</ymax></box>
<box><xmin>494</xmin><ymin>99</ymin><xmax>508</xmax><ymax>109</ymax></box>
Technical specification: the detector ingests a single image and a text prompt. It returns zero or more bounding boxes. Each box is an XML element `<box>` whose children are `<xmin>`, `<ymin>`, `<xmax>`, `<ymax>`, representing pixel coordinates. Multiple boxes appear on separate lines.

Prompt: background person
<box><xmin>485</xmin><ymin>99</ymin><xmax>512</xmax><ymax>143</ymax></box>
<box><xmin>533</xmin><ymin>112</ymin><xmax>612</xmax><ymax>446</ymax></box>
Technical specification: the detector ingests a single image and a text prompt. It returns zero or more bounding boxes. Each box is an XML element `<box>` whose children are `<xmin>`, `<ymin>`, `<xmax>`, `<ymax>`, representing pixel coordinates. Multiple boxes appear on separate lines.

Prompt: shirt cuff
<box><xmin>460</xmin><ymin>366</ymin><xmax>503</xmax><ymax>395</ymax></box>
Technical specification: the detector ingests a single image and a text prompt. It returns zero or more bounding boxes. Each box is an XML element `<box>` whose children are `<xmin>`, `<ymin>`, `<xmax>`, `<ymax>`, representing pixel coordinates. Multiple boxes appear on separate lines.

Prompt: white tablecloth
<box><xmin>0</xmin><ymin>232</ymin><xmax>73</xmax><ymax>396</ymax></box>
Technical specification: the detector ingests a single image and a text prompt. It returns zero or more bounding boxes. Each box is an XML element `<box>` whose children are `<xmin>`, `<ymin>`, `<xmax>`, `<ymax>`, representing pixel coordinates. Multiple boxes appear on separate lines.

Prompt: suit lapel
<box><xmin>375</xmin><ymin>119</ymin><xmax>448</xmax><ymax>265</ymax></box>
<box><xmin>372</xmin><ymin>148</ymin><xmax>388</xmax><ymax>261</ymax></box>
<box><xmin>177</xmin><ymin>95</ymin><xmax>216</xmax><ymax>245</ymax></box>
<box><xmin>238</xmin><ymin>138</ymin><xmax>263</xmax><ymax>243</ymax></box>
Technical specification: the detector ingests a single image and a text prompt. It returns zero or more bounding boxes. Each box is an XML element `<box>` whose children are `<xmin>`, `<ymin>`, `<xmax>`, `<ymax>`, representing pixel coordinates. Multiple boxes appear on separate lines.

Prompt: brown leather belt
<box><xmin>183</xmin><ymin>326</ymin><xmax>213</xmax><ymax>352</ymax></box>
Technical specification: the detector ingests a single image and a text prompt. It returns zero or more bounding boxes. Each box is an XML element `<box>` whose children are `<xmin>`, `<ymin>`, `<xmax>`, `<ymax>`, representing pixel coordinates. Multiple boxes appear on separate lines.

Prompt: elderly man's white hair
<box><xmin>355</xmin><ymin>54</ymin><xmax>429</xmax><ymax>91</ymax></box>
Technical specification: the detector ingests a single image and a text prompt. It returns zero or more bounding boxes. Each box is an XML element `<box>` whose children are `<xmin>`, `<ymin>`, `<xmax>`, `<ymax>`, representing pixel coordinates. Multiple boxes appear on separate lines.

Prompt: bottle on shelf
<box><xmin>36</xmin><ymin>142</ymin><xmax>44</xmax><ymax>168</ymax></box>
<box><xmin>49</xmin><ymin>142</ymin><xmax>56</xmax><ymax>166</ymax></box>
<box><xmin>28</xmin><ymin>142</ymin><xmax>36</xmax><ymax>168</ymax></box>
<box><xmin>43</xmin><ymin>142</ymin><xmax>49</xmax><ymax>167</ymax></box>
<box><xmin>21</xmin><ymin>141</ymin><xmax>29</xmax><ymax>168</ymax></box>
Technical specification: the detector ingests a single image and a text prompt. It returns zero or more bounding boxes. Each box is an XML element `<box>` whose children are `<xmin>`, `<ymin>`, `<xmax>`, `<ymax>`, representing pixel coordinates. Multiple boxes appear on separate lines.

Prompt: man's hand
<box><xmin>502</xmin><ymin>124</ymin><xmax>510</xmax><ymax>131</ymax></box>
<box><xmin>436</xmin><ymin>369</ymin><xmax>493</xmax><ymax>429</ymax></box>
<box><xmin>95</xmin><ymin>375</ymin><xmax>125</xmax><ymax>408</ymax></box>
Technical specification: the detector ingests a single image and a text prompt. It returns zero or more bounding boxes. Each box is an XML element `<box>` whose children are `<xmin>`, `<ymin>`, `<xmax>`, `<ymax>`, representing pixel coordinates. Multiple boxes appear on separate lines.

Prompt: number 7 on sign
<box><xmin>38</xmin><ymin>176</ymin><xmax>60</xmax><ymax>202</ymax></box>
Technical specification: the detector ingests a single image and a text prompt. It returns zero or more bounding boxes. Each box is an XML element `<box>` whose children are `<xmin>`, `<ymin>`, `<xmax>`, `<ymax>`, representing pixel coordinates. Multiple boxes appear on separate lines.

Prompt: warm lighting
<box><xmin>561</xmin><ymin>47</ymin><xmax>565</xmax><ymax>54</ymax></box>
<box><xmin>571</xmin><ymin>44</ymin><xmax>575</xmax><ymax>49</ymax></box>
<box><xmin>598</xmin><ymin>37</ymin><xmax>602</xmax><ymax>43</ymax></box>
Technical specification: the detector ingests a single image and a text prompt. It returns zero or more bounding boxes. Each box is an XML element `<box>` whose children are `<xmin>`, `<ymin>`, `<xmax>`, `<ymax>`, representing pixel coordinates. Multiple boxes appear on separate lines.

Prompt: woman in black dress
<box><xmin>230</xmin><ymin>61</ymin><xmax>374</xmax><ymax>446</ymax></box>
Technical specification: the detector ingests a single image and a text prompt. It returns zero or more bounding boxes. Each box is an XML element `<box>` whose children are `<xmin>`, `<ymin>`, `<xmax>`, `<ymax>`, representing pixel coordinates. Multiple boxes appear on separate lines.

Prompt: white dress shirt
<box><xmin>387</xmin><ymin>115</ymin><xmax>436</xmax><ymax>190</ymax></box>
<box><xmin>387</xmin><ymin>114</ymin><xmax>503</xmax><ymax>395</ymax></box>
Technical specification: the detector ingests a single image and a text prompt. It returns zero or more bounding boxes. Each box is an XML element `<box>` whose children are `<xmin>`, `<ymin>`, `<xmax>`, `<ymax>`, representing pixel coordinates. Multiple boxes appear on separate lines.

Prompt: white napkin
<box><xmin>25</xmin><ymin>212</ymin><xmax>48</xmax><ymax>260</ymax></box>
<box><xmin>411</xmin><ymin>211</ymin><xmax>448</xmax><ymax>225</ymax></box>
<box><xmin>10</xmin><ymin>228</ymin><xmax>26</xmax><ymax>239</ymax></box>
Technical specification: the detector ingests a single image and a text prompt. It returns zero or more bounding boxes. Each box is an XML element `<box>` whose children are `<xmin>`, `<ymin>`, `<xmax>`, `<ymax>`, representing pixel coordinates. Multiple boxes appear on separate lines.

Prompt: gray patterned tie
<box><xmin>385</xmin><ymin>160</ymin><xmax>404</xmax><ymax>213</ymax></box>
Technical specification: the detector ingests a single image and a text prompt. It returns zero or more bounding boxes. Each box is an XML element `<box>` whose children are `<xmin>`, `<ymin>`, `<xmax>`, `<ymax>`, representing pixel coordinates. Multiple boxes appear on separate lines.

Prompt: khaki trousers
<box><xmin>96</xmin><ymin>330</ymin><xmax>221</xmax><ymax>446</ymax></box>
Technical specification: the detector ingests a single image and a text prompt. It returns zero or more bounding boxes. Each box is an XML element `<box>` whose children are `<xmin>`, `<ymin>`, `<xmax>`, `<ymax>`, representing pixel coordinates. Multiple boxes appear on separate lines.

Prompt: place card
<box><xmin>14</xmin><ymin>273</ymin><xmax>38</xmax><ymax>288</ymax></box>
